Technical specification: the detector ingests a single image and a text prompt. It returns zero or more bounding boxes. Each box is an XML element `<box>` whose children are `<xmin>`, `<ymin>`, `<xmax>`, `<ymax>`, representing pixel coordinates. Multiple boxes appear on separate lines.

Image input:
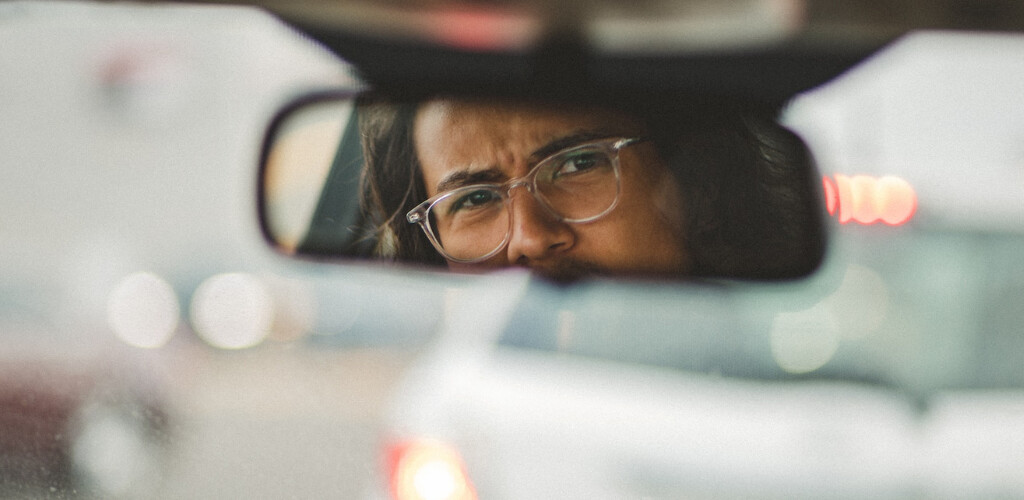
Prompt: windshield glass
<box><xmin>4</xmin><ymin>2</ymin><xmax>1024</xmax><ymax>498</ymax></box>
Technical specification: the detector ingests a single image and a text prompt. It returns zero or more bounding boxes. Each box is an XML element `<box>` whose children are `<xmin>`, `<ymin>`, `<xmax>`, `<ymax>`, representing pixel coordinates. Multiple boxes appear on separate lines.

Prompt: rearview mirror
<box><xmin>258</xmin><ymin>90</ymin><xmax>826</xmax><ymax>281</ymax></box>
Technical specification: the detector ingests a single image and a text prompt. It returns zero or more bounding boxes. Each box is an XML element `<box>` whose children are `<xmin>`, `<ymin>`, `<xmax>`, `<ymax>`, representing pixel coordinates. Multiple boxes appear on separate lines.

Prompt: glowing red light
<box><xmin>875</xmin><ymin>176</ymin><xmax>918</xmax><ymax>225</ymax></box>
<box><xmin>388</xmin><ymin>439</ymin><xmax>477</xmax><ymax>500</ymax></box>
<box><xmin>427</xmin><ymin>8</ymin><xmax>536</xmax><ymax>51</ymax></box>
<box><xmin>824</xmin><ymin>174</ymin><xmax>917</xmax><ymax>226</ymax></box>
<box><xmin>822</xmin><ymin>176</ymin><xmax>838</xmax><ymax>216</ymax></box>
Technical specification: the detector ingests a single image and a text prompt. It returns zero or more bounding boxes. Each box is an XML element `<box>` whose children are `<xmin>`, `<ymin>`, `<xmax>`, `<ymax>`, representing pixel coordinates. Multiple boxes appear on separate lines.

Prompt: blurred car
<box><xmin>0</xmin><ymin>281</ymin><xmax>171</xmax><ymax>498</ymax></box>
<box><xmin>243</xmin><ymin>2</ymin><xmax>1024</xmax><ymax>500</ymax></box>
<box><xmin>0</xmin><ymin>357</ymin><xmax>170</xmax><ymax>498</ymax></box>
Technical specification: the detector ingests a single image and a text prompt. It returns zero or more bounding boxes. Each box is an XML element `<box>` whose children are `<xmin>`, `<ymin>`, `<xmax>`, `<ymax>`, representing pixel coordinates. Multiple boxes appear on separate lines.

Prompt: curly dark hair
<box><xmin>357</xmin><ymin>97</ymin><xmax>446</xmax><ymax>266</ymax></box>
<box><xmin>357</xmin><ymin>94</ymin><xmax>824</xmax><ymax>279</ymax></box>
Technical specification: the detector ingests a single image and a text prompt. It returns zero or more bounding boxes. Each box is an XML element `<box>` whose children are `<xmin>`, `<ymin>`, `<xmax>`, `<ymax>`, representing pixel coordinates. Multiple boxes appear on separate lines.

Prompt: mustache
<box><xmin>526</xmin><ymin>258</ymin><xmax>609</xmax><ymax>283</ymax></box>
<box><xmin>447</xmin><ymin>256</ymin><xmax>610</xmax><ymax>282</ymax></box>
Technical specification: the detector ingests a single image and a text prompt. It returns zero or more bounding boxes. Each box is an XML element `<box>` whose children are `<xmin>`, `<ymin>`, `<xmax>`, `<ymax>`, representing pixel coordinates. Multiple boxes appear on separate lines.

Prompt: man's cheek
<box><xmin>572</xmin><ymin>224</ymin><xmax>628</xmax><ymax>264</ymax></box>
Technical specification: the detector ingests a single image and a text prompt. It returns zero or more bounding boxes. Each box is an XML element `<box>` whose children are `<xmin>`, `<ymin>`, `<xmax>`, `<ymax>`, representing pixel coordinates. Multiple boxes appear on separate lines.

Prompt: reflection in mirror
<box><xmin>259</xmin><ymin>91</ymin><xmax>826</xmax><ymax>281</ymax></box>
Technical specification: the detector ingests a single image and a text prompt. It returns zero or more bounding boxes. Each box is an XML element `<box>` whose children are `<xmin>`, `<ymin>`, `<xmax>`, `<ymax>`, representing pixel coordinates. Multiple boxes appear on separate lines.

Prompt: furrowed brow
<box><xmin>528</xmin><ymin>130</ymin><xmax>619</xmax><ymax>164</ymax></box>
<box><xmin>436</xmin><ymin>168</ymin><xmax>507</xmax><ymax>193</ymax></box>
<box><xmin>434</xmin><ymin>130</ymin><xmax>622</xmax><ymax>193</ymax></box>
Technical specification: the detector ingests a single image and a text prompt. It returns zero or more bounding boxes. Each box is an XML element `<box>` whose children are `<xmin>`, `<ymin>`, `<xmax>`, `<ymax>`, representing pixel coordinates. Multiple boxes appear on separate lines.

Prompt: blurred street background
<box><xmin>4</xmin><ymin>2</ymin><xmax>1024</xmax><ymax>498</ymax></box>
<box><xmin>0</xmin><ymin>2</ymin><xmax>437</xmax><ymax>497</ymax></box>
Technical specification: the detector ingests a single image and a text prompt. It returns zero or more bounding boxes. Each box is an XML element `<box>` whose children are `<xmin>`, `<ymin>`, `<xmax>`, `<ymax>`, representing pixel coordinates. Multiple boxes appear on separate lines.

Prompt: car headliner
<box><xmin>150</xmin><ymin>0</ymin><xmax>1024</xmax><ymax>106</ymax></box>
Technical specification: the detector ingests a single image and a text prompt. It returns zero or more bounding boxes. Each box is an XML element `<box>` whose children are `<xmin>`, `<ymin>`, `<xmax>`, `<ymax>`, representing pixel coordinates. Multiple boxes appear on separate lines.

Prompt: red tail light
<box><xmin>387</xmin><ymin>439</ymin><xmax>477</xmax><ymax>500</ymax></box>
<box><xmin>823</xmin><ymin>174</ymin><xmax>917</xmax><ymax>226</ymax></box>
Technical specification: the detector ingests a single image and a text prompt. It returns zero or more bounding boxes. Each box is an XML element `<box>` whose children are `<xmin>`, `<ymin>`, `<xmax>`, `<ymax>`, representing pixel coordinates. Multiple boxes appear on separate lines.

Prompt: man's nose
<box><xmin>505</xmin><ymin>187</ymin><xmax>575</xmax><ymax>265</ymax></box>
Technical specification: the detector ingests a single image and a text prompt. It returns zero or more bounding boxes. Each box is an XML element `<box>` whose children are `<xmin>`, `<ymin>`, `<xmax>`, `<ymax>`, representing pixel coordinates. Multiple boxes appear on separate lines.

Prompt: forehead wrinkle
<box><xmin>429</xmin><ymin>104</ymin><xmax>549</xmax><ymax>171</ymax></box>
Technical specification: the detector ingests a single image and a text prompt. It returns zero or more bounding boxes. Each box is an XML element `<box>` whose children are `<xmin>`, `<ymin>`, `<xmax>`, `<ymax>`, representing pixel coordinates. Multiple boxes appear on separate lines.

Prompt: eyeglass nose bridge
<box><xmin>504</xmin><ymin>178</ymin><xmax>533</xmax><ymax>198</ymax></box>
<box><xmin>503</xmin><ymin>177</ymin><xmax>568</xmax><ymax>224</ymax></box>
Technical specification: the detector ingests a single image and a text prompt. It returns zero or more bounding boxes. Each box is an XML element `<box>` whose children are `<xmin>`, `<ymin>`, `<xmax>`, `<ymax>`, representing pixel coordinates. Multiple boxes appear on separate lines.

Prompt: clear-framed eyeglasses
<box><xmin>406</xmin><ymin>137</ymin><xmax>646</xmax><ymax>263</ymax></box>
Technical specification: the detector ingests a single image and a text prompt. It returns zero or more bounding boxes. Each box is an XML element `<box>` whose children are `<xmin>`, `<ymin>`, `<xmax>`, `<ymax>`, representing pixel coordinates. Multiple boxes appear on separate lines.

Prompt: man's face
<box><xmin>413</xmin><ymin>98</ymin><xmax>691</xmax><ymax>278</ymax></box>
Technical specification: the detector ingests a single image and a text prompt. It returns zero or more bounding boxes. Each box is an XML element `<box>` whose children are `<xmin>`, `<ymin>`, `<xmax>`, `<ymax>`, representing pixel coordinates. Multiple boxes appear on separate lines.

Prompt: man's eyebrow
<box><xmin>436</xmin><ymin>168</ymin><xmax>507</xmax><ymax>193</ymax></box>
<box><xmin>528</xmin><ymin>130</ymin><xmax>620</xmax><ymax>163</ymax></box>
<box><xmin>434</xmin><ymin>130</ymin><xmax>623</xmax><ymax>193</ymax></box>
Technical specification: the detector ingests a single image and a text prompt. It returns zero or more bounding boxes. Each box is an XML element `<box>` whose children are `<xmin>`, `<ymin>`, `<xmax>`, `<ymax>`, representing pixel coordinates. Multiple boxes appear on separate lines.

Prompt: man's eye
<box><xmin>553</xmin><ymin>151</ymin><xmax>608</xmax><ymax>178</ymax></box>
<box><xmin>449</xmin><ymin>189</ymin><xmax>499</xmax><ymax>213</ymax></box>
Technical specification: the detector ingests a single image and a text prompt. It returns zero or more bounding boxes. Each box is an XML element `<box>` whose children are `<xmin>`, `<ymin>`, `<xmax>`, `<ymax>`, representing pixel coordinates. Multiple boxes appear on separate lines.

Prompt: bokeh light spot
<box><xmin>189</xmin><ymin>273</ymin><xmax>274</xmax><ymax>350</ymax></box>
<box><xmin>106</xmin><ymin>272</ymin><xmax>179</xmax><ymax>349</ymax></box>
<box><xmin>828</xmin><ymin>174</ymin><xmax>917</xmax><ymax>225</ymax></box>
<box><xmin>876</xmin><ymin>176</ymin><xmax>918</xmax><ymax>225</ymax></box>
<box><xmin>823</xmin><ymin>176</ymin><xmax>838</xmax><ymax>216</ymax></box>
<box><xmin>391</xmin><ymin>440</ymin><xmax>476</xmax><ymax>500</ymax></box>
<box><xmin>770</xmin><ymin>308</ymin><xmax>839</xmax><ymax>374</ymax></box>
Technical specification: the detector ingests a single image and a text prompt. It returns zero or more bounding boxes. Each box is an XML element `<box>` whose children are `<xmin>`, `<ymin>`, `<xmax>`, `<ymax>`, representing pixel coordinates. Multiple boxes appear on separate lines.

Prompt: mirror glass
<box><xmin>259</xmin><ymin>91</ymin><xmax>826</xmax><ymax>281</ymax></box>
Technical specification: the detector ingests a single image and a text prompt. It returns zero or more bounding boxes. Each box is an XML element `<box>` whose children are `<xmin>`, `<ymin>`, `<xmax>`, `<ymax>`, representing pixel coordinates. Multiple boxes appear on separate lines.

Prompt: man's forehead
<box><xmin>414</xmin><ymin>99</ymin><xmax>640</xmax><ymax>165</ymax></box>
<box><xmin>419</xmin><ymin>98</ymin><xmax>635</xmax><ymax>133</ymax></box>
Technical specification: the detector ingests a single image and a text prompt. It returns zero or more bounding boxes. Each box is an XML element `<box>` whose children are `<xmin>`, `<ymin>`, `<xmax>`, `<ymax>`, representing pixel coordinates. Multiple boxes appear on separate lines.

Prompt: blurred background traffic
<box><xmin>1</xmin><ymin>2</ymin><xmax>436</xmax><ymax>498</ymax></box>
